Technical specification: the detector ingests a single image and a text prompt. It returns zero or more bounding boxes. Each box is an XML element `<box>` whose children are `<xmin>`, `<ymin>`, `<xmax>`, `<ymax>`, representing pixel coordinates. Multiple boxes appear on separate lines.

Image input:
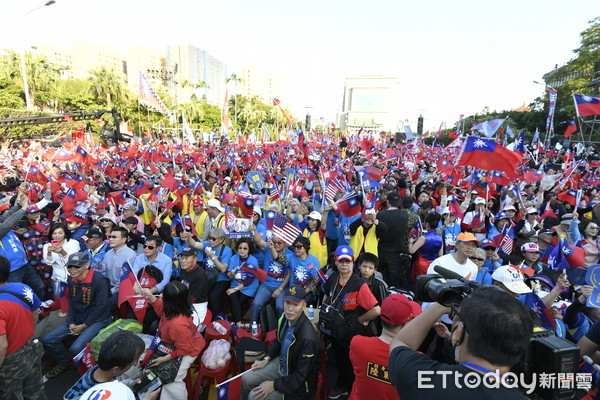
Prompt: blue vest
<box><xmin>0</xmin><ymin>231</ymin><xmax>28</xmax><ymax>272</ymax></box>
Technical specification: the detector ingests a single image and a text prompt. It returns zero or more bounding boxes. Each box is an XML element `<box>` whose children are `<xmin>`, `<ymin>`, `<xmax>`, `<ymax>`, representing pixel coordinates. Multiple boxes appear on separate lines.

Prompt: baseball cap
<box><xmin>101</xmin><ymin>213</ymin><xmax>117</xmax><ymax>224</ymax></box>
<box><xmin>387</xmin><ymin>191</ymin><xmax>400</xmax><ymax>207</ymax></box>
<box><xmin>491</xmin><ymin>266</ymin><xmax>532</xmax><ymax>294</ymax></box>
<box><xmin>80</xmin><ymin>381</ymin><xmax>135</xmax><ymax>400</ymax></box>
<box><xmin>253</xmin><ymin>206</ymin><xmax>262</xmax><ymax>217</ymax></box>
<box><xmin>474</xmin><ymin>197</ymin><xmax>486</xmax><ymax>205</ymax></box>
<box><xmin>0</xmin><ymin>204</ymin><xmax>9</xmax><ymax>213</ymax></box>
<box><xmin>480</xmin><ymin>239</ymin><xmax>496</xmax><ymax>249</ymax></box>
<box><xmin>122</xmin><ymin>216</ymin><xmax>138</xmax><ymax>225</ymax></box>
<box><xmin>85</xmin><ymin>228</ymin><xmax>105</xmax><ymax>241</ymax></box>
<box><xmin>192</xmin><ymin>198</ymin><xmax>203</xmax><ymax>207</ymax></box>
<box><xmin>308</xmin><ymin>211</ymin><xmax>322</xmax><ymax>221</ymax></box>
<box><xmin>526</xmin><ymin>207</ymin><xmax>539</xmax><ymax>215</ymax></box>
<box><xmin>561</xmin><ymin>213</ymin><xmax>573</xmax><ymax>224</ymax></box>
<box><xmin>456</xmin><ymin>232</ymin><xmax>481</xmax><ymax>245</ymax></box>
<box><xmin>521</xmin><ymin>242</ymin><xmax>540</xmax><ymax>253</ymax></box>
<box><xmin>335</xmin><ymin>245</ymin><xmax>354</xmax><ymax>261</ymax></box>
<box><xmin>66</xmin><ymin>212</ymin><xmax>87</xmax><ymax>224</ymax></box>
<box><xmin>282</xmin><ymin>285</ymin><xmax>308</xmax><ymax>304</ymax></box>
<box><xmin>180</xmin><ymin>247</ymin><xmax>198</xmax><ymax>257</ymax></box>
<box><xmin>26</xmin><ymin>205</ymin><xmax>41</xmax><ymax>213</ymax></box>
<box><xmin>503</xmin><ymin>205</ymin><xmax>517</xmax><ymax>212</ymax></box>
<box><xmin>123</xmin><ymin>202</ymin><xmax>137</xmax><ymax>211</ymax></box>
<box><xmin>207</xmin><ymin>198</ymin><xmax>225</xmax><ymax>212</ymax></box>
<box><xmin>496</xmin><ymin>211</ymin><xmax>509</xmax><ymax>220</ymax></box>
<box><xmin>380</xmin><ymin>294</ymin><xmax>422</xmax><ymax>326</ymax></box>
<box><xmin>66</xmin><ymin>252</ymin><xmax>90</xmax><ymax>267</ymax></box>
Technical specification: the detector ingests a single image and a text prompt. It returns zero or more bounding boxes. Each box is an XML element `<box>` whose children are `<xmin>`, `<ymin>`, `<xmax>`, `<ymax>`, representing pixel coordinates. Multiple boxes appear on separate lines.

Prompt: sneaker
<box><xmin>327</xmin><ymin>388</ymin><xmax>348</xmax><ymax>399</ymax></box>
<box><xmin>45</xmin><ymin>362</ymin><xmax>72</xmax><ymax>380</ymax></box>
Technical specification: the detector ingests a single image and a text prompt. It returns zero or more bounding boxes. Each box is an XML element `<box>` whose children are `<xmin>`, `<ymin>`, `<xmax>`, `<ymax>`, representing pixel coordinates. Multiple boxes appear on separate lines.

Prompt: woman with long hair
<box><xmin>43</xmin><ymin>222</ymin><xmax>81</xmax><ymax>295</ymax></box>
<box><xmin>226</xmin><ymin>237</ymin><xmax>260</xmax><ymax>325</ymax></box>
<box><xmin>408</xmin><ymin>213</ymin><xmax>443</xmax><ymax>281</ymax></box>
<box><xmin>142</xmin><ymin>281</ymin><xmax>206</xmax><ymax>400</ymax></box>
<box><xmin>570</xmin><ymin>212</ymin><xmax>600</xmax><ymax>285</ymax></box>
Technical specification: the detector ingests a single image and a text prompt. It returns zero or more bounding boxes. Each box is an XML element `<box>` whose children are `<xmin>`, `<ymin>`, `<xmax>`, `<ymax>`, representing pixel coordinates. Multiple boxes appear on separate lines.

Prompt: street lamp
<box><xmin>20</xmin><ymin>0</ymin><xmax>57</xmax><ymax>110</ymax></box>
<box><xmin>533</xmin><ymin>80</ymin><xmax>557</xmax><ymax>92</ymax></box>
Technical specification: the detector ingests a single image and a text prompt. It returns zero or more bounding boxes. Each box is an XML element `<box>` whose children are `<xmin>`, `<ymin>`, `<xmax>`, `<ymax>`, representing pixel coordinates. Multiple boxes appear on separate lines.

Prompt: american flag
<box><xmin>324</xmin><ymin>178</ymin><xmax>344</xmax><ymax>205</ymax></box>
<box><xmin>272</xmin><ymin>212</ymin><xmax>301</xmax><ymax>246</ymax></box>
<box><xmin>269</xmin><ymin>185</ymin><xmax>281</xmax><ymax>203</ymax></box>
<box><xmin>496</xmin><ymin>224</ymin><xmax>514</xmax><ymax>255</ymax></box>
<box><xmin>225</xmin><ymin>210</ymin><xmax>236</xmax><ymax>230</ymax></box>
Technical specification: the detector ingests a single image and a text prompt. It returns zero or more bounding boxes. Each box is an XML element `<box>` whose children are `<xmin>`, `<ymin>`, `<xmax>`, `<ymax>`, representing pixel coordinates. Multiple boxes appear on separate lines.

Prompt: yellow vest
<box><xmin>350</xmin><ymin>224</ymin><xmax>379</xmax><ymax>260</ymax></box>
<box><xmin>190</xmin><ymin>210</ymin><xmax>208</xmax><ymax>238</ymax></box>
<box><xmin>138</xmin><ymin>194</ymin><xmax>154</xmax><ymax>225</ymax></box>
<box><xmin>303</xmin><ymin>229</ymin><xmax>328</xmax><ymax>269</ymax></box>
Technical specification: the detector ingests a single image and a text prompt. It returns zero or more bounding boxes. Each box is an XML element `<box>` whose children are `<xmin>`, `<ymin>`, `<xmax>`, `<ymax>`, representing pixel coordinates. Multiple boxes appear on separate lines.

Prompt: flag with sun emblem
<box><xmin>457</xmin><ymin>136</ymin><xmax>522</xmax><ymax>176</ymax></box>
<box><xmin>217</xmin><ymin>375</ymin><xmax>241</xmax><ymax>400</ymax></box>
<box><xmin>0</xmin><ymin>282</ymin><xmax>41</xmax><ymax>311</ymax></box>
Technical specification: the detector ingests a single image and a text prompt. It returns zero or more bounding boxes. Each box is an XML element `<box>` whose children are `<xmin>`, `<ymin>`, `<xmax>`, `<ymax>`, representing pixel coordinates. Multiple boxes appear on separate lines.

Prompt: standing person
<box><xmin>349</xmin><ymin>209</ymin><xmax>388</xmax><ymax>261</ymax></box>
<box><xmin>0</xmin><ymin>188</ymin><xmax>45</xmax><ymax>299</ymax></box>
<box><xmin>241</xmin><ymin>285</ymin><xmax>321</xmax><ymax>400</ymax></box>
<box><xmin>356</xmin><ymin>252</ymin><xmax>388</xmax><ymax>337</ymax></box>
<box><xmin>0</xmin><ymin>255</ymin><xmax>46</xmax><ymax>400</ymax></box>
<box><xmin>300</xmin><ymin>211</ymin><xmax>328</xmax><ymax>270</ymax></box>
<box><xmin>102</xmin><ymin>227</ymin><xmax>137</xmax><ymax>312</ymax></box>
<box><xmin>408</xmin><ymin>212</ymin><xmax>443</xmax><ymax>282</ymax></box>
<box><xmin>141</xmin><ymin>281</ymin><xmax>206</xmax><ymax>400</ymax></box>
<box><xmin>177</xmin><ymin>247</ymin><xmax>208</xmax><ymax>326</ymax></box>
<box><xmin>323</xmin><ymin>246</ymin><xmax>380</xmax><ymax>399</ymax></box>
<box><xmin>570</xmin><ymin>213</ymin><xmax>600</xmax><ymax>285</ymax></box>
<box><xmin>461</xmin><ymin>197</ymin><xmax>488</xmax><ymax>242</ymax></box>
<box><xmin>43</xmin><ymin>222</ymin><xmax>81</xmax><ymax>297</ymax></box>
<box><xmin>287</xmin><ymin>237</ymin><xmax>320</xmax><ymax>303</ymax></box>
<box><xmin>376</xmin><ymin>192</ymin><xmax>408</xmax><ymax>287</ymax></box>
<box><xmin>426</xmin><ymin>232</ymin><xmax>480</xmax><ymax>280</ymax></box>
<box><xmin>349</xmin><ymin>294</ymin><xmax>421</xmax><ymax>400</ymax></box>
<box><xmin>42</xmin><ymin>253</ymin><xmax>111</xmax><ymax>380</ymax></box>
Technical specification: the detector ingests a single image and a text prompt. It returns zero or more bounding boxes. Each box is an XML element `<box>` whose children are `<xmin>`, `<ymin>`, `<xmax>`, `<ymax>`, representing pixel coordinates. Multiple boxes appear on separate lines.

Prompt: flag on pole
<box><xmin>118</xmin><ymin>261</ymin><xmax>137</xmax><ymax>307</ymax></box>
<box><xmin>573</xmin><ymin>94</ymin><xmax>600</xmax><ymax>117</ymax></box>
<box><xmin>564</xmin><ymin>119</ymin><xmax>577</xmax><ymax>138</ymax></box>
<box><xmin>138</xmin><ymin>72</ymin><xmax>169</xmax><ymax>114</ymax></box>
<box><xmin>182</xmin><ymin>112</ymin><xmax>196</xmax><ymax>144</ymax></box>
<box><xmin>456</xmin><ymin>136</ymin><xmax>522</xmax><ymax>176</ymax></box>
<box><xmin>337</xmin><ymin>192</ymin><xmax>361</xmax><ymax>217</ymax></box>
<box><xmin>217</xmin><ymin>374</ymin><xmax>242</xmax><ymax>400</ymax></box>
<box><xmin>470</xmin><ymin>118</ymin><xmax>506</xmax><ymax>137</ymax></box>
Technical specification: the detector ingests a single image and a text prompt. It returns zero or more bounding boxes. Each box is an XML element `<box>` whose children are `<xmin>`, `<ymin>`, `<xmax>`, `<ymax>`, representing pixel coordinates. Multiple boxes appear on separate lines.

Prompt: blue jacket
<box><xmin>66</xmin><ymin>269</ymin><xmax>111</xmax><ymax>326</ymax></box>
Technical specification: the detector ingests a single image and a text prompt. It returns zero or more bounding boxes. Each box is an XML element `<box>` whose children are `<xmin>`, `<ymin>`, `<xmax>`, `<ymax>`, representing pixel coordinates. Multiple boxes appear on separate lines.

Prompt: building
<box><xmin>237</xmin><ymin>65</ymin><xmax>283</xmax><ymax>102</ymax></box>
<box><xmin>167</xmin><ymin>44</ymin><xmax>228</xmax><ymax>105</ymax></box>
<box><xmin>338</xmin><ymin>75</ymin><xmax>401</xmax><ymax>134</ymax></box>
<box><xmin>126</xmin><ymin>46</ymin><xmax>166</xmax><ymax>89</ymax></box>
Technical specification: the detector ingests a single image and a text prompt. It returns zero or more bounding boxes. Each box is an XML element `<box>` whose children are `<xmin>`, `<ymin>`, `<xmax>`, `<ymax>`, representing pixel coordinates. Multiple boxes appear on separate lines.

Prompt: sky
<box><xmin>1</xmin><ymin>0</ymin><xmax>599</xmax><ymax>131</ymax></box>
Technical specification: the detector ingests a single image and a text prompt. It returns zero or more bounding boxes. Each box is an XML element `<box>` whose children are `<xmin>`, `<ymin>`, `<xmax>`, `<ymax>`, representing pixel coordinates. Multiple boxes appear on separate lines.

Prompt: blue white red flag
<box><xmin>457</xmin><ymin>136</ymin><xmax>522</xmax><ymax>176</ymax></box>
<box><xmin>217</xmin><ymin>375</ymin><xmax>242</xmax><ymax>400</ymax></box>
<box><xmin>337</xmin><ymin>192</ymin><xmax>361</xmax><ymax>217</ymax></box>
<box><xmin>564</xmin><ymin>119</ymin><xmax>577</xmax><ymax>138</ymax></box>
<box><xmin>470</xmin><ymin>118</ymin><xmax>506</xmax><ymax>137</ymax></box>
<box><xmin>522</xmin><ymin>292</ymin><xmax>556</xmax><ymax>330</ymax></box>
<box><xmin>139</xmin><ymin>71</ymin><xmax>169</xmax><ymax>114</ymax></box>
<box><xmin>573</xmin><ymin>94</ymin><xmax>600</xmax><ymax>117</ymax></box>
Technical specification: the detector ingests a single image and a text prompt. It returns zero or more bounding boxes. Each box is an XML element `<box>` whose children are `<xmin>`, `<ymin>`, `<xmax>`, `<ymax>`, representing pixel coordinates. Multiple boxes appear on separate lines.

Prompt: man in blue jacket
<box><xmin>42</xmin><ymin>252</ymin><xmax>111</xmax><ymax>380</ymax></box>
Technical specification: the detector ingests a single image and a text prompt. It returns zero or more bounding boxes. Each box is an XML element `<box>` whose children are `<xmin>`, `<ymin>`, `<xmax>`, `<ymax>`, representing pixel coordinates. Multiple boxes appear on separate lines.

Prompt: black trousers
<box><xmin>208</xmin><ymin>281</ymin><xmax>231</xmax><ymax>317</ymax></box>
<box><xmin>331</xmin><ymin>337</ymin><xmax>354</xmax><ymax>391</ymax></box>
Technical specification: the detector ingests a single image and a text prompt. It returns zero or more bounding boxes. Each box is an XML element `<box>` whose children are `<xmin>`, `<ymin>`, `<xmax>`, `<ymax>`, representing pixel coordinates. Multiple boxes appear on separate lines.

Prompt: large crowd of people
<box><xmin>0</xmin><ymin>133</ymin><xmax>599</xmax><ymax>399</ymax></box>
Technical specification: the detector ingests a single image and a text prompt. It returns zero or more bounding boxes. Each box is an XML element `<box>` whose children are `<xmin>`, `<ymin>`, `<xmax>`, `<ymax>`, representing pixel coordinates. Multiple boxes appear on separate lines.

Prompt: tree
<box><xmin>88</xmin><ymin>66</ymin><xmax>128</xmax><ymax>109</ymax></box>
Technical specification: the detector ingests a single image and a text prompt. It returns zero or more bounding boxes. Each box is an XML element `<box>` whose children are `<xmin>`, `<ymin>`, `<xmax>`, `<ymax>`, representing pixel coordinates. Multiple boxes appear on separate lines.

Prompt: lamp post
<box><xmin>20</xmin><ymin>0</ymin><xmax>56</xmax><ymax>110</ymax></box>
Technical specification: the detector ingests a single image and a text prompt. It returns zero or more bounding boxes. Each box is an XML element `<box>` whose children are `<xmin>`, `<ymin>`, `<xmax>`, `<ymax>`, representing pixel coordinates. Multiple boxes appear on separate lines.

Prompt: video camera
<box><xmin>416</xmin><ymin>266</ymin><xmax>581</xmax><ymax>400</ymax></box>
<box><xmin>414</xmin><ymin>265</ymin><xmax>482</xmax><ymax>306</ymax></box>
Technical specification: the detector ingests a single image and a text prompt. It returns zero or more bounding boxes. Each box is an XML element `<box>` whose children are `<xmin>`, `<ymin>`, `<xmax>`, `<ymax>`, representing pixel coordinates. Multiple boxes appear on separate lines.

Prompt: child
<box><xmin>357</xmin><ymin>253</ymin><xmax>387</xmax><ymax>336</ymax></box>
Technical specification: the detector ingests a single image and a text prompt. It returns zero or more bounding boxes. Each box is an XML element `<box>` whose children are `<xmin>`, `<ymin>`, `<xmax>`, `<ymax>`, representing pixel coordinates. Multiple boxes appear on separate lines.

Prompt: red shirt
<box><xmin>349</xmin><ymin>335</ymin><xmax>400</xmax><ymax>400</ymax></box>
<box><xmin>152</xmin><ymin>298</ymin><xmax>206</xmax><ymax>359</ymax></box>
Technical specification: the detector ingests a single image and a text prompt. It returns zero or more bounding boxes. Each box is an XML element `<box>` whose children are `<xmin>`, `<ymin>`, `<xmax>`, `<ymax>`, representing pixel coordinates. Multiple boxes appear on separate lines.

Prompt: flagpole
<box><xmin>216</xmin><ymin>368</ymin><xmax>254</xmax><ymax>387</ymax></box>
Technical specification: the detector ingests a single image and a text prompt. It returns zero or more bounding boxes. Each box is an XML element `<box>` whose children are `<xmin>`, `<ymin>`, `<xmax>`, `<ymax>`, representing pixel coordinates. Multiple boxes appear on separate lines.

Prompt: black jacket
<box><xmin>267</xmin><ymin>312</ymin><xmax>321</xmax><ymax>400</ymax></box>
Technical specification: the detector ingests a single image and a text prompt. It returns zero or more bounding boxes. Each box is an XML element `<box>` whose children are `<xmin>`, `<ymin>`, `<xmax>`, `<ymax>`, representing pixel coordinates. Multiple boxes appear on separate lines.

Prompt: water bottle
<box><xmin>251</xmin><ymin>321</ymin><xmax>258</xmax><ymax>336</ymax></box>
<box><xmin>308</xmin><ymin>305</ymin><xmax>314</xmax><ymax>320</ymax></box>
<box><xmin>214</xmin><ymin>321</ymin><xmax>227</xmax><ymax>335</ymax></box>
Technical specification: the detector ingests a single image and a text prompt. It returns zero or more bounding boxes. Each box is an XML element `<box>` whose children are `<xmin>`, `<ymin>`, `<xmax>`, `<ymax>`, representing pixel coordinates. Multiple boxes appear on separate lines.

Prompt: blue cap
<box><xmin>496</xmin><ymin>211</ymin><xmax>509</xmax><ymax>220</ymax></box>
<box><xmin>335</xmin><ymin>245</ymin><xmax>354</xmax><ymax>261</ymax></box>
<box><xmin>481</xmin><ymin>239</ymin><xmax>496</xmax><ymax>249</ymax></box>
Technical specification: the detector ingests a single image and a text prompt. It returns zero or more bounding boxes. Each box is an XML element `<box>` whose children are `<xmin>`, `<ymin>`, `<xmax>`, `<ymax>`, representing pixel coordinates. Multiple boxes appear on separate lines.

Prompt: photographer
<box><xmin>389</xmin><ymin>287</ymin><xmax>533</xmax><ymax>399</ymax></box>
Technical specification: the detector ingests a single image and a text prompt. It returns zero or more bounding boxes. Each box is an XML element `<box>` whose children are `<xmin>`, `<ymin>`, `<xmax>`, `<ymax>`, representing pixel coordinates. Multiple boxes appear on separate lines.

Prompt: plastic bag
<box><xmin>200</xmin><ymin>339</ymin><xmax>231</xmax><ymax>370</ymax></box>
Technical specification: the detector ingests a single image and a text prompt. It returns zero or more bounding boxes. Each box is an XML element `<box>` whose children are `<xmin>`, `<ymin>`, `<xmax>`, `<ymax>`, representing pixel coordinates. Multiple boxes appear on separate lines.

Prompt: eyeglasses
<box><xmin>293</xmin><ymin>245</ymin><xmax>304</xmax><ymax>249</ymax></box>
<box><xmin>273</xmin><ymin>241</ymin><xmax>284</xmax><ymax>245</ymax></box>
<box><xmin>208</xmin><ymin>237</ymin><xmax>221</xmax><ymax>241</ymax></box>
<box><xmin>238</xmin><ymin>247</ymin><xmax>249</xmax><ymax>250</ymax></box>
<box><xmin>66</xmin><ymin>265</ymin><xmax>83</xmax><ymax>269</ymax></box>
<box><xmin>143</xmin><ymin>245</ymin><xmax>156</xmax><ymax>250</ymax></box>
<box><xmin>100</xmin><ymin>219</ymin><xmax>112</xmax><ymax>222</ymax></box>
<box><xmin>449</xmin><ymin>304</ymin><xmax>461</xmax><ymax>320</ymax></box>
<box><xmin>108</xmin><ymin>235</ymin><xmax>121</xmax><ymax>239</ymax></box>
<box><xmin>469</xmin><ymin>257</ymin><xmax>485</xmax><ymax>262</ymax></box>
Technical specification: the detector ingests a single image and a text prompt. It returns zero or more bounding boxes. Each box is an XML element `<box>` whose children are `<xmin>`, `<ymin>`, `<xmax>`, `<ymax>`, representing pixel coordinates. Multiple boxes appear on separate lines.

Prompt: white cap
<box><xmin>207</xmin><ymin>198</ymin><xmax>225</xmax><ymax>212</ymax></box>
<box><xmin>474</xmin><ymin>197</ymin><xmax>486</xmax><ymax>205</ymax></box>
<box><xmin>491</xmin><ymin>266</ymin><xmax>532</xmax><ymax>294</ymax></box>
<box><xmin>308</xmin><ymin>211</ymin><xmax>322</xmax><ymax>221</ymax></box>
<box><xmin>80</xmin><ymin>382</ymin><xmax>136</xmax><ymax>400</ymax></box>
<box><xmin>253</xmin><ymin>206</ymin><xmax>262</xmax><ymax>217</ymax></box>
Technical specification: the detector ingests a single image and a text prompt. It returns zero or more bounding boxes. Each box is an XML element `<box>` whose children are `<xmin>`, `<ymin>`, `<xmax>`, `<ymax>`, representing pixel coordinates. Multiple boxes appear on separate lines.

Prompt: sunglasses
<box><xmin>272</xmin><ymin>241</ymin><xmax>284</xmax><ymax>245</ymax></box>
<box><xmin>143</xmin><ymin>245</ymin><xmax>156</xmax><ymax>250</ymax></box>
<box><xmin>589</xmin><ymin>226</ymin><xmax>600</xmax><ymax>230</ymax></box>
<box><xmin>100</xmin><ymin>219</ymin><xmax>112</xmax><ymax>222</ymax></box>
<box><xmin>108</xmin><ymin>235</ymin><xmax>121</xmax><ymax>239</ymax></box>
<box><xmin>469</xmin><ymin>257</ymin><xmax>485</xmax><ymax>262</ymax></box>
<box><xmin>66</xmin><ymin>265</ymin><xmax>83</xmax><ymax>269</ymax></box>
<box><xmin>208</xmin><ymin>237</ymin><xmax>221</xmax><ymax>241</ymax></box>
<box><xmin>293</xmin><ymin>245</ymin><xmax>304</xmax><ymax>249</ymax></box>
<box><xmin>238</xmin><ymin>247</ymin><xmax>249</xmax><ymax>250</ymax></box>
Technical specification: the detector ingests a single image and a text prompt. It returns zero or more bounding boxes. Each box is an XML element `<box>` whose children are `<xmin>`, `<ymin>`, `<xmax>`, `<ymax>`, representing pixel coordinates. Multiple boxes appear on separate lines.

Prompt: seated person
<box><xmin>42</xmin><ymin>252</ymin><xmax>111</xmax><ymax>380</ymax></box>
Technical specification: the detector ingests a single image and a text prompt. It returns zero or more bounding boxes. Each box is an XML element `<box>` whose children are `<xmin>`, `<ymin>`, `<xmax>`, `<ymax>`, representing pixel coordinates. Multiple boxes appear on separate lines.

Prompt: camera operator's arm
<box><xmin>390</xmin><ymin>302</ymin><xmax>450</xmax><ymax>352</ymax></box>
<box><xmin>578</xmin><ymin>321</ymin><xmax>600</xmax><ymax>360</ymax></box>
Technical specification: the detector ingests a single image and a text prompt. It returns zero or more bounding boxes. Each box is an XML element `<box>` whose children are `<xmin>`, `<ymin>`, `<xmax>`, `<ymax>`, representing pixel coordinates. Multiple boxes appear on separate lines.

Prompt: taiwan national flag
<box><xmin>547</xmin><ymin>238</ymin><xmax>586</xmax><ymax>271</ymax></box>
<box><xmin>118</xmin><ymin>261</ymin><xmax>137</xmax><ymax>307</ymax></box>
<box><xmin>470</xmin><ymin>118</ymin><xmax>506</xmax><ymax>137</ymax></box>
<box><xmin>522</xmin><ymin>292</ymin><xmax>556</xmax><ymax>330</ymax></box>
<box><xmin>557</xmin><ymin>190</ymin><xmax>578</xmax><ymax>207</ymax></box>
<box><xmin>217</xmin><ymin>375</ymin><xmax>241</xmax><ymax>400</ymax></box>
<box><xmin>564</xmin><ymin>118</ymin><xmax>578</xmax><ymax>138</ymax></box>
<box><xmin>523</xmin><ymin>170</ymin><xmax>544</xmax><ymax>183</ymax></box>
<box><xmin>457</xmin><ymin>136</ymin><xmax>522</xmax><ymax>176</ymax></box>
<box><xmin>573</xmin><ymin>94</ymin><xmax>600</xmax><ymax>117</ymax></box>
<box><xmin>337</xmin><ymin>192</ymin><xmax>361</xmax><ymax>217</ymax></box>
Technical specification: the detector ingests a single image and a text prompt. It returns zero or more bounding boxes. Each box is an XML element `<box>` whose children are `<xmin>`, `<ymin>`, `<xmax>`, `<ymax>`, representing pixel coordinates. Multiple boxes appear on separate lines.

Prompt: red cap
<box><xmin>0</xmin><ymin>204</ymin><xmax>10</xmax><ymax>213</ymax></box>
<box><xmin>380</xmin><ymin>294</ymin><xmax>422</xmax><ymax>326</ymax></box>
<box><xmin>193</xmin><ymin>198</ymin><xmax>203</xmax><ymax>207</ymax></box>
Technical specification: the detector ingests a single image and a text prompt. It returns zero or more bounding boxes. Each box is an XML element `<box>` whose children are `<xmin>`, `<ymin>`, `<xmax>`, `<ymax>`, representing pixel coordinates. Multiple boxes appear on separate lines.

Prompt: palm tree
<box><xmin>181</xmin><ymin>79</ymin><xmax>210</xmax><ymax>101</ymax></box>
<box><xmin>88</xmin><ymin>66</ymin><xmax>127</xmax><ymax>109</ymax></box>
<box><xmin>225</xmin><ymin>73</ymin><xmax>244</xmax><ymax>133</ymax></box>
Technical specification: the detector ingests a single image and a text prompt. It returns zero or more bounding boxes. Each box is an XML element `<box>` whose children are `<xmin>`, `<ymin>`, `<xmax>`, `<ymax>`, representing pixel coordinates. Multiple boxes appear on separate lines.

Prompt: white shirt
<box><xmin>427</xmin><ymin>253</ymin><xmax>478</xmax><ymax>280</ymax></box>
